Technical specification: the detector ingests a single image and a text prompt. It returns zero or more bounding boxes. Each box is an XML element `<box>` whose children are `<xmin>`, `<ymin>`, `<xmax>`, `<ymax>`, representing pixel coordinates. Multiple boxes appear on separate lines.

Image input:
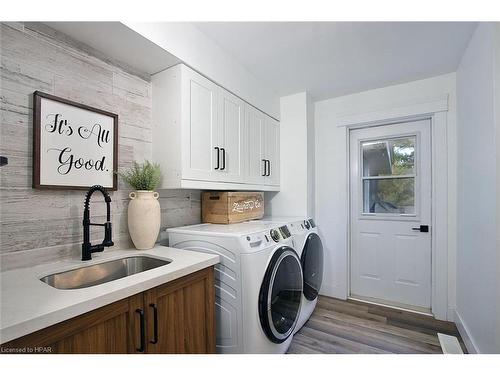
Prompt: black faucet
<box><xmin>82</xmin><ymin>185</ymin><xmax>114</xmax><ymax>261</ymax></box>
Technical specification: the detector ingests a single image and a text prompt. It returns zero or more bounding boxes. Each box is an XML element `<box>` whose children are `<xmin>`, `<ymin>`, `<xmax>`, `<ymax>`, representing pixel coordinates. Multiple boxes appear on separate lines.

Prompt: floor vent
<box><xmin>438</xmin><ymin>333</ymin><xmax>464</xmax><ymax>354</ymax></box>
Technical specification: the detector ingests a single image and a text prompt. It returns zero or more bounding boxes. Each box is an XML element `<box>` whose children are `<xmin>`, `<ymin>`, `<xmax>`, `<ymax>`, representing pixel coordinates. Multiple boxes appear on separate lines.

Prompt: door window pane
<box><xmin>363</xmin><ymin>178</ymin><xmax>415</xmax><ymax>214</ymax></box>
<box><xmin>362</xmin><ymin>137</ymin><xmax>415</xmax><ymax>176</ymax></box>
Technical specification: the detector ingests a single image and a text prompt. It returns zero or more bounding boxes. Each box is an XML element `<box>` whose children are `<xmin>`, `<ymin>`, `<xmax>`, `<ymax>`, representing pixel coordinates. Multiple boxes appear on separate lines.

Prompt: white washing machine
<box><xmin>167</xmin><ymin>222</ymin><xmax>303</xmax><ymax>354</ymax></box>
<box><xmin>252</xmin><ymin>217</ymin><xmax>324</xmax><ymax>333</ymax></box>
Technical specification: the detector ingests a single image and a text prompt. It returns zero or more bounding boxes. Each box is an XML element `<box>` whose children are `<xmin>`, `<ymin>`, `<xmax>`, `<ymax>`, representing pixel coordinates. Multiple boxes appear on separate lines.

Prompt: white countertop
<box><xmin>0</xmin><ymin>246</ymin><xmax>219</xmax><ymax>344</ymax></box>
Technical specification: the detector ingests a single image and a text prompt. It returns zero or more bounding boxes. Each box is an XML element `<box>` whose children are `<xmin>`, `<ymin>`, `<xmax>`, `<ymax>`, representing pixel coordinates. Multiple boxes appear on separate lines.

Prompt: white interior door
<box><xmin>349</xmin><ymin>119</ymin><xmax>432</xmax><ymax>311</ymax></box>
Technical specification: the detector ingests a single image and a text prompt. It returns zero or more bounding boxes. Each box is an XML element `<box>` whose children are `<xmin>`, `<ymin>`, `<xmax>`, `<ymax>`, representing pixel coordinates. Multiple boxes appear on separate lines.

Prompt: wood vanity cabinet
<box><xmin>1</xmin><ymin>267</ymin><xmax>215</xmax><ymax>354</ymax></box>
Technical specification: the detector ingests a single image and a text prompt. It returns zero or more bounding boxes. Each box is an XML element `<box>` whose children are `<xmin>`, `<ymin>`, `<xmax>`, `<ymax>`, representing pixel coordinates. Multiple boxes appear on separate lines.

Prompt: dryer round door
<box><xmin>301</xmin><ymin>232</ymin><xmax>324</xmax><ymax>301</ymax></box>
<box><xmin>258</xmin><ymin>246</ymin><xmax>303</xmax><ymax>343</ymax></box>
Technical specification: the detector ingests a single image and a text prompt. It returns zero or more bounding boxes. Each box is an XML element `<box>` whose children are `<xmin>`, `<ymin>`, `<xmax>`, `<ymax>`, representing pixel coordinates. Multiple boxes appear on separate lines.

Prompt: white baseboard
<box><xmin>454</xmin><ymin>309</ymin><xmax>479</xmax><ymax>354</ymax></box>
<box><xmin>447</xmin><ymin>306</ymin><xmax>456</xmax><ymax>322</ymax></box>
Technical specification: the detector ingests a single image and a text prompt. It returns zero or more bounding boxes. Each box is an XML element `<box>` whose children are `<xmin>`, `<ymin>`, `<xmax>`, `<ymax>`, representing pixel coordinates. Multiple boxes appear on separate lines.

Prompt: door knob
<box><xmin>412</xmin><ymin>225</ymin><xmax>429</xmax><ymax>233</ymax></box>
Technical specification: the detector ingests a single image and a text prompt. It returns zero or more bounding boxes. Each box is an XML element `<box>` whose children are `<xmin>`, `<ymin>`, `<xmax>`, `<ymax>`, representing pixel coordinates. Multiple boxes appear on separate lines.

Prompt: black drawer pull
<box><xmin>136</xmin><ymin>308</ymin><xmax>145</xmax><ymax>352</ymax></box>
<box><xmin>149</xmin><ymin>303</ymin><xmax>158</xmax><ymax>344</ymax></box>
<box><xmin>262</xmin><ymin>159</ymin><xmax>267</xmax><ymax>176</ymax></box>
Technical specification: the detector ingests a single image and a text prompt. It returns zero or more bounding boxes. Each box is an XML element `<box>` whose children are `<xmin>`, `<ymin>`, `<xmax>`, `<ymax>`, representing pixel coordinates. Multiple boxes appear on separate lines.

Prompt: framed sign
<box><xmin>33</xmin><ymin>91</ymin><xmax>118</xmax><ymax>190</ymax></box>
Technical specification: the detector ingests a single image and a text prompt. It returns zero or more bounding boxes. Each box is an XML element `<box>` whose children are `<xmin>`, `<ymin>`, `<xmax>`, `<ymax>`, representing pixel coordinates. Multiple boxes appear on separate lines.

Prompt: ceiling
<box><xmin>42</xmin><ymin>22</ymin><xmax>180</xmax><ymax>76</ymax></box>
<box><xmin>193</xmin><ymin>22</ymin><xmax>477</xmax><ymax>100</ymax></box>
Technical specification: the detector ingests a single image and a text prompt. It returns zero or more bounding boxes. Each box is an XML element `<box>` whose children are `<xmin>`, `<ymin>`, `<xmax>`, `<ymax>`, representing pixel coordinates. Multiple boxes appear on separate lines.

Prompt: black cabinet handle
<box><xmin>221</xmin><ymin>148</ymin><xmax>226</xmax><ymax>171</ymax></box>
<box><xmin>136</xmin><ymin>308</ymin><xmax>145</xmax><ymax>352</ymax></box>
<box><xmin>262</xmin><ymin>159</ymin><xmax>267</xmax><ymax>176</ymax></box>
<box><xmin>149</xmin><ymin>303</ymin><xmax>158</xmax><ymax>344</ymax></box>
<box><xmin>214</xmin><ymin>147</ymin><xmax>220</xmax><ymax>170</ymax></box>
<box><xmin>264</xmin><ymin>159</ymin><xmax>270</xmax><ymax>176</ymax></box>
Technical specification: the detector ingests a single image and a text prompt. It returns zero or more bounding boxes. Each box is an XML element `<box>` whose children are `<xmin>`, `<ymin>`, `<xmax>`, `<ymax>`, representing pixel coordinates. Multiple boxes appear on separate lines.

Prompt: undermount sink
<box><xmin>40</xmin><ymin>256</ymin><xmax>171</xmax><ymax>290</ymax></box>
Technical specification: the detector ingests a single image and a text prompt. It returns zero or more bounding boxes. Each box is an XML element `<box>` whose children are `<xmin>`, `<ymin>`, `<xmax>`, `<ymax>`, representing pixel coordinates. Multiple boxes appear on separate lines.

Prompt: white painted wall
<box><xmin>455</xmin><ymin>22</ymin><xmax>499</xmax><ymax>354</ymax></box>
<box><xmin>314</xmin><ymin>74</ymin><xmax>458</xmax><ymax>312</ymax></box>
<box><xmin>307</xmin><ymin>94</ymin><xmax>316</xmax><ymax>218</ymax></box>
<box><xmin>265</xmin><ymin>92</ymin><xmax>314</xmax><ymax>217</ymax></box>
<box><xmin>122</xmin><ymin>22</ymin><xmax>280</xmax><ymax>119</ymax></box>
<box><xmin>495</xmin><ymin>23</ymin><xmax>500</xmax><ymax>355</ymax></box>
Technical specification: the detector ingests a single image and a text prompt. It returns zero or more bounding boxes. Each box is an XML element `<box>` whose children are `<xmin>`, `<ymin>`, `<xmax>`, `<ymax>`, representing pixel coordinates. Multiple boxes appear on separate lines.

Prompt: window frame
<box><xmin>358</xmin><ymin>132</ymin><xmax>421</xmax><ymax>220</ymax></box>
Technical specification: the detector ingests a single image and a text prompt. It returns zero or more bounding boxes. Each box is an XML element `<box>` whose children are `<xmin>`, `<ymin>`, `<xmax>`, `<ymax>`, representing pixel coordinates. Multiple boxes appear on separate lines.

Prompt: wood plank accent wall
<box><xmin>0</xmin><ymin>22</ymin><xmax>201</xmax><ymax>270</ymax></box>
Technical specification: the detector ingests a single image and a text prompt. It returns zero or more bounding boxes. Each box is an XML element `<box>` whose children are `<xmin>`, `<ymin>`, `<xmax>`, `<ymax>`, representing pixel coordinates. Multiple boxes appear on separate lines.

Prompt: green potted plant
<box><xmin>119</xmin><ymin>161</ymin><xmax>162</xmax><ymax>250</ymax></box>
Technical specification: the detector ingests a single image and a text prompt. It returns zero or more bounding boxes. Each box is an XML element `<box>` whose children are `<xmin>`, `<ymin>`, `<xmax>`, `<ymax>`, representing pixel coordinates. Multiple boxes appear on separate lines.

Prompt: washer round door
<box><xmin>258</xmin><ymin>246</ymin><xmax>303</xmax><ymax>343</ymax></box>
<box><xmin>301</xmin><ymin>233</ymin><xmax>324</xmax><ymax>301</ymax></box>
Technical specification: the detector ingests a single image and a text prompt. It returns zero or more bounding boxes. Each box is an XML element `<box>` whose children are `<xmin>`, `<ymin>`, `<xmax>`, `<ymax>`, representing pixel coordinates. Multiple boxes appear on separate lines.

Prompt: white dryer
<box><xmin>252</xmin><ymin>217</ymin><xmax>324</xmax><ymax>333</ymax></box>
<box><xmin>167</xmin><ymin>222</ymin><xmax>303</xmax><ymax>354</ymax></box>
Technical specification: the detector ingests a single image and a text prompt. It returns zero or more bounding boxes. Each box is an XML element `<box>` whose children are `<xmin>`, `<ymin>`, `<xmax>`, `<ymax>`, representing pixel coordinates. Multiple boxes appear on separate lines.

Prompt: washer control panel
<box><xmin>279</xmin><ymin>225</ymin><xmax>291</xmax><ymax>239</ymax></box>
<box><xmin>245</xmin><ymin>231</ymin><xmax>270</xmax><ymax>249</ymax></box>
<box><xmin>270</xmin><ymin>228</ymin><xmax>281</xmax><ymax>242</ymax></box>
<box><xmin>242</xmin><ymin>226</ymin><xmax>296</xmax><ymax>251</ymax></box>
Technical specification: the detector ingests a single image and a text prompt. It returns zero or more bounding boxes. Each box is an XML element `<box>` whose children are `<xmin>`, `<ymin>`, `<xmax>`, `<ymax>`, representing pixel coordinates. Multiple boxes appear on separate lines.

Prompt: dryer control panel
<box><xmin>308</xmin><ymin>219</ymin><xmax>316</xmax><ymax>228</ymax></box>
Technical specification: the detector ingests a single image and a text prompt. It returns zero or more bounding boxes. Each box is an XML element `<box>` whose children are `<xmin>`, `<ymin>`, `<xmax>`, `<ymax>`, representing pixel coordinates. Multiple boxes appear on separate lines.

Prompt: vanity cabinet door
<box><xmin>1</xmin><ymin>293</ymin><xmax>144</xmax><ymax>354</ymax></box>
<box><xmin>0</xmin><ymin>268</ymin><xmax>215</xmax><ymax>354</ymax></box>
<box><xmin>144</xmin><ymin>267</ymin><xmax>215</xmax><ymax>354</ymax></box>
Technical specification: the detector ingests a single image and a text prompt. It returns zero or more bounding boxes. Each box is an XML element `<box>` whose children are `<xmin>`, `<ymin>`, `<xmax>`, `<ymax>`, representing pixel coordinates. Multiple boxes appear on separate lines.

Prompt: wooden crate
<box><xmin>202</xmin><ymin>191</ymin><xmax>264</xmax><ymax>224</ymax></box>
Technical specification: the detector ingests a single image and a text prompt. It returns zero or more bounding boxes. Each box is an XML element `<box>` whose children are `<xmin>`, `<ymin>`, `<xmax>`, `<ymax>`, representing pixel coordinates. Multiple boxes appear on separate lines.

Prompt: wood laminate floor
<box><xmin>288</xmin><ymin>296</ymin><xmax>467</xmax><ymax>354</ymax></box>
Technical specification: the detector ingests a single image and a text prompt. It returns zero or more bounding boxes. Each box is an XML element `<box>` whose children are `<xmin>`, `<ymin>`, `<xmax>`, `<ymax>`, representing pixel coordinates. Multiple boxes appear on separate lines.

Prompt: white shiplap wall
<box><xmin>0</xmin><ymin>22</ymin><xmax>201</xmax><ymax>270</ymax></box>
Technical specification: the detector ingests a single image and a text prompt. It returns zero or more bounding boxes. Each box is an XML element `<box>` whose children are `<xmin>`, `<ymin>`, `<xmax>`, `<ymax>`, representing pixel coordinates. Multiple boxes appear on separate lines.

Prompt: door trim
<box><xmin>345</xmin><ymin>110</ymin><xmax>449</xmax><ymax>320</ymax></box>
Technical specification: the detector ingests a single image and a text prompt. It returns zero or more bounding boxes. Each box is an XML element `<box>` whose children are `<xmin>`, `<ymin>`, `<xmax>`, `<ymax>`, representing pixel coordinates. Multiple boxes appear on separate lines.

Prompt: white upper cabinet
<box><xmin>218</xmin><ymin>88</ymin><xmax>244</xmax><ymax>183</ymax></box>
<box><xmin>181</xmin><ymin>67</ymin><xmax>219</xmax><ymax>182</ymax></box>
<box><xmin>152</xmin><ymin>64</ymin><xmax>279</xmax><ymax>191</ymax></box>
<box><xmin>263</xmin><ymin>116</ymin><xmax>280</xmax><ymax>186</ymax></box>
<box><xmin>244</xmin><ymin>104</ymin><xmax>265</xmax><ymax>185</ymax></box>
<box><xmin>243</xmin><ymin>104</ymin><xmax>280</xmax><ymax>187</ymax></box>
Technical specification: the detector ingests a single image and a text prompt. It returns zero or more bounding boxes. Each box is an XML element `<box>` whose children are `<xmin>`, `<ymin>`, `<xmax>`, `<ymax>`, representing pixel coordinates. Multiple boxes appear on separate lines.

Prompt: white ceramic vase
<box><xmin>128</xmin><ymin>190</ymin><xmax>161</xmax><ymax>250</ymax></box>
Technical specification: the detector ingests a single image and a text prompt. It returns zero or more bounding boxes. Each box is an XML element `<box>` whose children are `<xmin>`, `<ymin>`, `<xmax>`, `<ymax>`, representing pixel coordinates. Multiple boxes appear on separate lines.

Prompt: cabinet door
<box><xmin>181</xmin><ymin>68</ymin><xmax>220</xmax><ymax>182</ymax></box>
<box><xmin>263</xmin><ymin>116</ymin><xmax>280</xmax><ymax>186</ymax></box>
<box><xmin>218</xmin><ymin>88</ymin><xmax>244</xmax><ymax>183</ymax></box>
<box><xmin>244</xmin><ymin>104</ymin><xmax>266</xmax><ymax>185</ymax></box>
<box><xmin>1</xmin><ymin>294</ymin><xmax>144</xmax><ymax>354</ymax></box>
<box><xmin>144</xmin><ymin>267</ymin><xmax>216</xmax><ymax>354</ymax></box>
